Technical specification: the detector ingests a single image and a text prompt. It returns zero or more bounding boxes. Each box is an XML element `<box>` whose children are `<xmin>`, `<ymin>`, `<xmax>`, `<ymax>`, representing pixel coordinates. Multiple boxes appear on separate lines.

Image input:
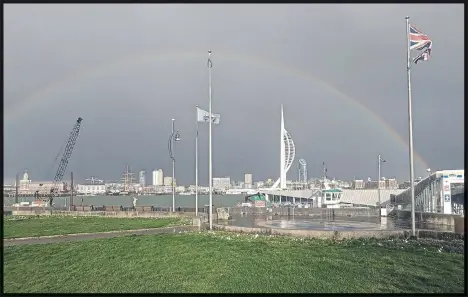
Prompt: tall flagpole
<box><xmin>208</xmin><ymin>50</ymin><xmax>213</xmax><ymax>230</ymax></box>
<box><xmin>195</xmin><ymin>105</ymin><xmax>199</xmax><ymax>216</ymax></box>
<box><xmin>378</xmin><ymin>154</ymin><xmax>381</xmax><ymax>206</ymax></box>
<box><xmin>406</xmin><ymin>16</ymin><xmax>416</xmax><ymax>238</ymax></box>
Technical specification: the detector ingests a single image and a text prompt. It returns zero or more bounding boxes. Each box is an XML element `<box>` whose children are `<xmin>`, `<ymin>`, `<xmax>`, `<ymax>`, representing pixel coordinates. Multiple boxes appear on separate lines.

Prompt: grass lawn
<box><xmin>3</xmin><ymin>231</ymin><xmax>464</xmax><ymax>293</ymax></box>
<box><xmin>3</xmin><ymin>216</ymin><xmax>189</xmax><ymax>238</ymax></box>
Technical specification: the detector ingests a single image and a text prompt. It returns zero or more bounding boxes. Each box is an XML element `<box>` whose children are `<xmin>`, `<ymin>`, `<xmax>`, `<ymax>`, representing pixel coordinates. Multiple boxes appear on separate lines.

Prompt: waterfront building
<box><xmin>163</xmin><ymin>176</ymin><xmax>173</xmax><ymax>186</ymax></box>
<box><xmin>378</xmin><ymin>179</ymin><xmax>386</xmax><ymax>189</ymax></box>
<box><xmin>153</xmin><ymin>169</ymin><xmax>163</xmax><ymax>186</ymax></box>
<box><xmin>244</xmin><ymin>173</ymin><xmax>253</xmax><ymax>188</ymax></box>
<box><xmin>352</xmin><ymin>179</ymin><xmax>364</xmax><ymax>189</ymax></box>
<box><xmin>365</xmin><ymin>180</ymin><xmax>379</xmax><ymax>189</ymax></box>
<box><xmin>254</xmin><ymin>181</ymin><xmax>265</xmax><ymax>189</ymax></box>
<box><xmin>77</xmin><ymin>183</ymin><xmax>106</xmax><ymax>195</ymax></box>
<box><xmin>386</xmin><ymin>178</ymin><xmax>398</xmax><ymax>189</ymax></box>
<box><xmin>213</xmin><ymin>177</ymin><xmax>231</xmax><ymax>190</ymax></box>
<box><xmin>24</xmin><ymin>181</ymin><xmax>65</xmax><ymax>194</ymax></box>
<box><xmin>139</xmin><ymin>171</ymin><xmax>146</xmax><ymax>187</ymax></box>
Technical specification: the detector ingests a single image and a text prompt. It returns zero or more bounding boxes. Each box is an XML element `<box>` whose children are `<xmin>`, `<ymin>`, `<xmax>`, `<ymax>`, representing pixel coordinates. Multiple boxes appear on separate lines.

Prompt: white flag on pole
<box><xmin>197</xmin><ymin>107</ymin><xmax>220</xmax><ymax>124</ymax></box>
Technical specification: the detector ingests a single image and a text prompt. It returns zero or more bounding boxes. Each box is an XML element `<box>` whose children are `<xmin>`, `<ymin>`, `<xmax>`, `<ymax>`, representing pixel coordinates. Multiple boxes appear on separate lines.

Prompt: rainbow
<box><xmin>4</xmin><ymin>49</ymin><xmax>429</xmax><ymax>170</ymax></box>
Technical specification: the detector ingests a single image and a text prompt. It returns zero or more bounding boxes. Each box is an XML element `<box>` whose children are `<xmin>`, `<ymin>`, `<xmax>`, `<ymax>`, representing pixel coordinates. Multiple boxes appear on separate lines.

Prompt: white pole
<box><xmin>208</xmin><ymin>50</ymin><xmax>213</xmax><ymax>230</ymax></box>
<box><xmin>172</xmin><ymin>118</ymin><xmax>175</xmax><ymax>212</ymax></box>
<box><xmin>406</xmin><ymin>16</ymin><xmax>416</xmax><ymax>237</ymax></box>
<box><xmin>378</xmin><ymin>154</ymin><xmax>381</xmax><ymax>206</ymax></box>
<box><xmin>195</xmin><ymin>105</ymin><xmax>199</xmax><ymax>216</ymax></box>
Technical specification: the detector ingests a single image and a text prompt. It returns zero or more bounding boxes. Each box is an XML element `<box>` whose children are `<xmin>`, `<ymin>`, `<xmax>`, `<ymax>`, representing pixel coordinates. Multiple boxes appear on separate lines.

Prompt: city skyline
<box><xmin>3</xmin><ymin>166</ymin><xmax>423</xmax><ymax>186</ymax></box>
<box><xmin>4</xmin><ymin>4</ymin><xmax>464</xmax><ymax>185</ymax></box>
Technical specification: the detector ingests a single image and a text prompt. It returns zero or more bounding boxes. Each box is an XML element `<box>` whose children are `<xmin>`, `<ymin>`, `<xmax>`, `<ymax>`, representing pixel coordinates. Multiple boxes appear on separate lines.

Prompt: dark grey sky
<box><xmin>4</xmin><ymin>4</ymin><xmax>464</xmax><ymax>185</ymax></box>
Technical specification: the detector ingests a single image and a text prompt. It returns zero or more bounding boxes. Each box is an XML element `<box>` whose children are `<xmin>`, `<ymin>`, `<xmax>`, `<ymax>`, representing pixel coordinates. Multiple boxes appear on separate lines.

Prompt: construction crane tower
<box><xmin>41</xmin><ymin>117</ymin><xmax>83</xmax><ymax>206</ymax></box>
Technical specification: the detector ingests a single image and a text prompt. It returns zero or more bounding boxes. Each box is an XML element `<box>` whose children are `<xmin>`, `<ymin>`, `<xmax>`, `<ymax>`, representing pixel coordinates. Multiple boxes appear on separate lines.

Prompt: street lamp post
<box><xmin>378</xmin><ymin>155</ymin><xmax>386</xmax><ymax>207</ymax></box>
<box><xmin>168</xmin><ymin>119</ymin><xmax>181</xmax><ymax>212</ymax></box>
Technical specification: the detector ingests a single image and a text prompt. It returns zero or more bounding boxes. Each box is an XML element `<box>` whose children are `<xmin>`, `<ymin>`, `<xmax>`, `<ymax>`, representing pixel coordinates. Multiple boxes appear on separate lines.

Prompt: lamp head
<box><xmin>426</xmin><ymin>168</ymin><xmax>431</xmax><ymax>172</ymax></box>
<box><xmin>174</xmin><ymin>131</ymin><xmax>181</xmax><ymax>141</ymax></box>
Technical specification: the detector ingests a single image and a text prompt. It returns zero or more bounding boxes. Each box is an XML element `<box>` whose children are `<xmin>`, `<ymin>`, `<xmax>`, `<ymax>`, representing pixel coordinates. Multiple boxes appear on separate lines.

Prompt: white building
<box><xmin>255</xmin><ymin>181</ymin><xmax>265</xmax><ymax>189</ymax></box>
<box><xmin>244</xmin><ymin>173</ymin><xmax>253</xmax><ymax>188</ymax></box>
<box><xmin>77</xmin><ymin>184</ymin><xmax>106</xmax><ymax>195</ymax></box>
<box><xmin>213</xmin><ymin>177</ymin><xmax>231</xmax><ymax>190</ymax></box>
<box><xmin>153</xmin><ymin>169</ymin><xmax>163</xmax><ymax>186</ymax></box>
<box><xmin>164</xmin><ymin>176</ymin><xmax>173</xmax><ymax>186</ymax></box>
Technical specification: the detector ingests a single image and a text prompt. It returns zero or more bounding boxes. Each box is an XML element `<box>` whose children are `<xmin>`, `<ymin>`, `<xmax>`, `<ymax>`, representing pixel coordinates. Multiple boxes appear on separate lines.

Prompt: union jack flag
<box><xmin>410</xmin><ymin>24</ymin><xmax>432</xmax><ymax>64</ymax></box>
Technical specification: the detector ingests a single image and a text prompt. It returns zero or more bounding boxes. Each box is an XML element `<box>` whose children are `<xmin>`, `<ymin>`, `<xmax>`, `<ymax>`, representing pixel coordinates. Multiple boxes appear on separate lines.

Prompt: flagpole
<box><xmin>208</xmin><ymin>50</ymin><xmax>213</xmax><ymax>230</ymax></box>
<box><xmin>378</xmin><ymin>154</ymin><xmax>381</xmax><ymax>206</ymax></box>
<box><xmin>406</xmin><ymin>16</ymin><xmax>416</xmax><ymax>238</ymax></box>
<box><xmin>195</xmin><ymin>105</ymin><xmax>199</xmax><ymax>217</ymax></box>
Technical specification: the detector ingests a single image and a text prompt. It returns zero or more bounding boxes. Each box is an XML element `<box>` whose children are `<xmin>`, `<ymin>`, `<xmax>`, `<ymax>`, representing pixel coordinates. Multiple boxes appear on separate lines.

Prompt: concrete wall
<box><xmin>394</xmin><ymin>210</ymin><xmax>463</xmax><ymax>227</ymax></box>
<box><xmin>213</xmin><ymin>224</ymin><xmax>464</xmax><ymax>240</ymax></box>
<box><xmin>11</xmin><ymin>210</ymin><xmax>184</xmax><ymax>218</ymax></box>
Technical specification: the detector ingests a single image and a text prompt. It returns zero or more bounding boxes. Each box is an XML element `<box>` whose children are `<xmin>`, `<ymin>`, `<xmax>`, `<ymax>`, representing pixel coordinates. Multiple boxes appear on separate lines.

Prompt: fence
<box><xmin>5</xmin><ymin>205</ymin><xmax>380</xmax><ymax>219</ymax></box>
<box><xmin>228</xmin><ymin>206</ymin><xmax>379</xmax><ymax>217</ymax></box>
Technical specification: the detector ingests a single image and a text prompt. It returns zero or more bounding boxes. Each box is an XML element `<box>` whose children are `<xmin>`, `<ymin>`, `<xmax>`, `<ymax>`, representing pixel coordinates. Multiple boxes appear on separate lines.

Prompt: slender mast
<box><xmin>195</xmin><ymin>105</ymin><xmax>199</xmax><ymax>216</ymax></box>
<box><xmin>208</xmin><ymin>50</ymin><xmax>213</xmax><ymax>230</ymax></box>
<box><xmin>406</xmin><ymin>16</ymin><xmax>416</xmax><ymax>237</ymax></box>
<box><xmin>70</xmin><ymin>171</ymin><xmax>74</xmax><ymax>210</ymax></box>
<box><xmin>15</xmin><ymin>172</ymin><xmax>19</xmax><ymax>204</ymax></box>
<box><xmin>378</xmin><ymin>155</ymin><xmax>381</xmax><ymax>206</ymax></box>
<box><xmin>172</xmin><ymin>119</ymin><xmax>175</xmax><ymax>212</ymax></box>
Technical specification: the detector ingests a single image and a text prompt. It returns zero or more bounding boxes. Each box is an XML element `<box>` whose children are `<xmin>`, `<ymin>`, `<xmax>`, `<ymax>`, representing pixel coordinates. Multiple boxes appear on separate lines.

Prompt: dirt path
<box><xmin>4</xmin><ymin>226</ymin><xmax>199</xmax><ymax>246</ymax></box>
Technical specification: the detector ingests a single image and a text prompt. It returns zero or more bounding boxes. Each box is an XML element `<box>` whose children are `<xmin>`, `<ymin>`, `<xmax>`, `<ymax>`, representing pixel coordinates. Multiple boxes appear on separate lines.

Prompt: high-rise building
<box><xmin>164</xmin><ymin>176</ymin><xmax>173</xmax><ymax>186</ymax></box>
<box><xmin>139</xmin><ymin>171</ymin><xmax>146</xmax><ymax>187</ymax></box>
<box><xmin>153</xmin><ymin>169</ymin><xmax>163</xmax><ymax>186</ymax></box>
<box><xmin>298</xmin><ymin>159</ymin><xmax>307</xmax><ymax>183</ymax></box>
<box><xmin>244</xmin><ymin>173</ymin><xmax>253</xmax><ymax>188</ymax></box>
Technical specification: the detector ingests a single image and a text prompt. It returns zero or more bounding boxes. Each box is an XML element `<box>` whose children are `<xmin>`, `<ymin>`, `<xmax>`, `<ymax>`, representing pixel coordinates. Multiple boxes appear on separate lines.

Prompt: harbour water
<box><xmin>3</xmin><ymin>194</ymin><xmax>243</xmax><ymax>208</ymax></box>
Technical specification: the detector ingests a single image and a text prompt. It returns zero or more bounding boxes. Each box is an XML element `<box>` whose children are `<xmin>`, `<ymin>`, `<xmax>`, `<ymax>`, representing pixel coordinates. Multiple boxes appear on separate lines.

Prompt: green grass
<box><xmin>3</xmin><ymin>216</ymin><xmax>189</xmax><ymax>238</ymax></box>
<box><xmin>3</xmin><ymin>231</ymin><xmax>464</xmax><ymax>293</ymax></box>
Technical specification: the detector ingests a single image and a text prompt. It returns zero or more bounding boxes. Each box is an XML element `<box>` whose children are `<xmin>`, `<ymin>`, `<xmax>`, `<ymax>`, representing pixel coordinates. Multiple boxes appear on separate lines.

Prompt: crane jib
<box><xmin>44</xmin><ymin>117</ymin><xmax>83</xmax><ymax>206</ymax></box>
